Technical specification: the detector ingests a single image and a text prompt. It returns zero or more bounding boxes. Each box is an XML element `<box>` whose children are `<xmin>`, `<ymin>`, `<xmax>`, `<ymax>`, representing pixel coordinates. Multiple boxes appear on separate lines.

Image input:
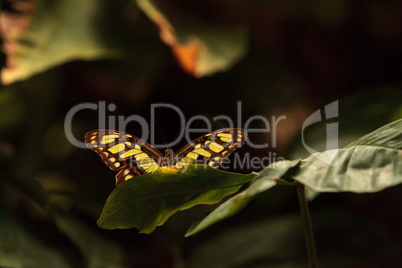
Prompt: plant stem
<box><xmin>296</xmin><ymin>182</ymin><xmax>318</xmax><ymax>268</ymax></box>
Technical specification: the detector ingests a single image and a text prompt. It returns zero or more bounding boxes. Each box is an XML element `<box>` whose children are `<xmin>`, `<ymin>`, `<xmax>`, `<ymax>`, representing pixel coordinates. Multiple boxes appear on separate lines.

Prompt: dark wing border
<box><xmin>85</xmin><ymin>129</ymin><xmax>164</xmax><ymax>185</ymax></box>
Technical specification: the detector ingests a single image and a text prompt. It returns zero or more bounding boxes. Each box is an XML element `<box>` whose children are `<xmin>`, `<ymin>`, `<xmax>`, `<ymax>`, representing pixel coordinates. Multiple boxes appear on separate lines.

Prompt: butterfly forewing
<box><xmin>175</xmin><ymin>128</ymin><xmax>247</xmax><ymax>168</ymax></box>
<box><xmin>85</xmin><ymin>130</ymin><xmax>163</xmax><ymax>185</ymax></box>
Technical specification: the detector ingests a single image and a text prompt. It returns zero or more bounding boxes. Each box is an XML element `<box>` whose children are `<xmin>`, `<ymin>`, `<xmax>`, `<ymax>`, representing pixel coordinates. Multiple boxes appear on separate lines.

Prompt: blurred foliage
<box><xmin>0</xmin><ymin>0</ymin><xmax>120</xmax><ymax>85</ymax></box>
<box><xmin>136</xmin><ymin>0</ymin><xmax>247</xmax><ymax>77</ymax></box>
<box><xmin>0</xmin><ymin>0</ymin><xmax>401</xmax><ymax>267</ymax></box>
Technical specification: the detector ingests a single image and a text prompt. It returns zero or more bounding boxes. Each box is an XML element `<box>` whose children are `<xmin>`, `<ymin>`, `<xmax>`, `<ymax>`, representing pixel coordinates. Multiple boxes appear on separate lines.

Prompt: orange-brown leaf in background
<box><xmin>171</xmin><ymin>42</ymin><xmax>201</xmax><ymax>76</ymax></box>
<box><xmin>136</xmin><ymin>0</ymin><xmax>247</xmax><ymax>78</ymax></box>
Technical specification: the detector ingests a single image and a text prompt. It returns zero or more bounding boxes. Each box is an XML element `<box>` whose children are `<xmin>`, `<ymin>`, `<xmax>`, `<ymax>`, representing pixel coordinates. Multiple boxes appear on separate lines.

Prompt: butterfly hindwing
<box><xmin>85</xmin><ymin>130</ymin><xmax>163</xmax><ymax>185</ymax></box>
<box><xmin>175</xmin><ymin>128</ymin><xmax>247</xmax><ymax>168</ymax></box>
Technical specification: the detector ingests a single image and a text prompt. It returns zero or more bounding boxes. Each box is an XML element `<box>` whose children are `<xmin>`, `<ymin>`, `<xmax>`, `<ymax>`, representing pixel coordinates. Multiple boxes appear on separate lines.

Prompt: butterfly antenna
<box><xmin>155</xmin><ymin>120</ymin><xmax>168</xmax><ymax>147</ymax></box>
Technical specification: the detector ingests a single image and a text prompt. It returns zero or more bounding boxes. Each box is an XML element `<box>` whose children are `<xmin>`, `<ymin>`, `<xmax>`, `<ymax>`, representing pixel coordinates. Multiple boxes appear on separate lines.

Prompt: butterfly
<box><xmin>85</xmin><ymin>128</ymin><xmax>248</xmax><ymax>185</ymax></box>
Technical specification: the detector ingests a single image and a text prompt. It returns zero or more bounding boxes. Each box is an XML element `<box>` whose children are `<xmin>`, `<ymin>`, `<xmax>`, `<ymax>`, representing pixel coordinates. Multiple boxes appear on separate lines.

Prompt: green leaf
<box><xmin>252</xmin><ymin>159</ymin><xmax>301</xmax><ymax>182</ymax></box>
<box><xmin>97</xmin><ymin>165</ymin><xmax>256</xmax><ymax>233</ymax></box>
<box><xmin>136</xmin><ymin>0</ymin><xmax>247</xmax><ymax>77</ymax></box>
<box><xmin>294</xmin><ymin>119</ymin><xmax>402</xmax><ymax>192</ymax></box>
<box><xmin>1</xmin><ymin>0</ymin><xmax>119</xmax><ymax>85</ymax></box>
<box><xmin>345</xmin><ymin>118</ymin><xmax>402</xmax><ymax>149</ymax></box>
<box><xmin>185</xmin><ymin>159</ymin><xmax>300</xmax><ymax>236</ymax></box>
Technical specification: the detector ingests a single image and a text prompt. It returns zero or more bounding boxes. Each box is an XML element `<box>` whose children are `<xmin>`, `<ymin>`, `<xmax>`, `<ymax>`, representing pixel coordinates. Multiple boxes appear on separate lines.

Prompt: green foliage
<box><xmin>97</xmin><ymin>165</ymin><xmax>256</xmax><ymax>232</ymax></box>
<box><xmin>295</xmin><ymin>119</ymin><xmax>402</xmax><ymax>192</ymax></box>
<box><xmin>1</xmin><ymin>0</ymin><xmax>119</xmax><ymax>85</ymax></box>
<box><xmin>185</xmin><ymin>159</ymin><xmax>300</xmax><ymax>236</ymax></box>
<box><xmin>98</xmin><ymin>120</ymin><xmax>401</xmax><ymax>236</ymax></box>
<box><xmin>1</xmin><ymin>0</ymin><xmax>247</xmax><ymax>84</ymax></box>
<box><xmin>136</xmin><ymin>0</ymin><xmax>247</xmax><ymax>77</ymax></box>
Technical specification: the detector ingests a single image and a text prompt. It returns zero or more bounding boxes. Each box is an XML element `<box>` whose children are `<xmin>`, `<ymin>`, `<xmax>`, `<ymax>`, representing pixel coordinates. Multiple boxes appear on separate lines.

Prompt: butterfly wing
<box><xmin>85</xmin><ymin>130</ymin><xmax>164</xmax><ymax>185</ymax></box>
<box><xmin>175</xmin><ymin>128</ymin><xmax>247</xmax><ymax>168</ymax></box>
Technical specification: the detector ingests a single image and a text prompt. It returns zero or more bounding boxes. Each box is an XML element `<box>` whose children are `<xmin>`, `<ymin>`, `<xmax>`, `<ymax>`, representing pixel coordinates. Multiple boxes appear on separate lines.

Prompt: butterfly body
<box><xmin>161</xmin><ymin>148</ymin><xmax>177</xmax><ymax>167</ymax></box>
<box><xmin>85</xmin><ymin>128</ymin><xmax>247</xmax><ymax>185</ymax></box>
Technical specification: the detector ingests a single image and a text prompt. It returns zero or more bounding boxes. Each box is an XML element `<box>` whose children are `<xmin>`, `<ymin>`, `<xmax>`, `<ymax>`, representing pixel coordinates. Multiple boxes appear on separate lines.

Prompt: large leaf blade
<box><xmin>345</xmin><ymin>118</ymin><xmax>402</xmax><ymax>149</ymax></box>
<box><xmin>294</xmin><ymin>119</ymin><xmax>402</xmax><ymax>193</ymax></box>
<box><xmin>185</xmin><ymin>159</ymin><xmax>300</xmax><ymax>236</ymax></box>
<box><xmin>97</xmin><ymin>165</ymin><xmax>256</xmax><ymax>233</ymax></box>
